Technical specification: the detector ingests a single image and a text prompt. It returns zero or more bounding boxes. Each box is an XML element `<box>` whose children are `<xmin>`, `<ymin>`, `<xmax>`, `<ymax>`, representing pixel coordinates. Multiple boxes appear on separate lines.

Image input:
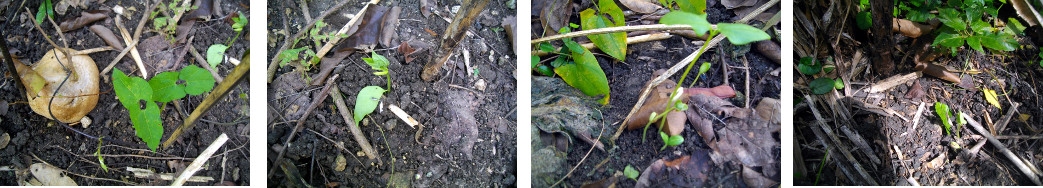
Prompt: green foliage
<box><xmin>232</xmin><ymin>13</ymin><xmax>248</xmax><ymax>32</ymax></box>
<box><xmin>353</xmin><ymin>86</ymin><xmax>386</xmax><ymax>125</ymax></box>
<box><xmin>809</xmin><ymin>77</ymin><xmax>835</xmax><ymax>95</ymax></box>
<box><xmin>716</xmin><ymin>23</ymin><xmax>772</xmax><ymax>45</ymax></box>
<box><xmin>206</xmin><ymin>44</ymin><xmax>229</xmax><ymax>68</ymax></box>
<box><xmin>856</xmin><ymin>11</ymin><xmax>872</xmax><ymax>30</ymax></box>
<box><xmin>35</xmin><ymin>0</ymin><xmax>53</xmax><ymax>25</ymax></box>
<box><xmin>659</xmin><ymin>131</ymin><xmax>684</xmax><ymax>151</ymax></box>
<box><xmin>363</xmin><ymin>52</ymin><xmax>392</xmax><ymax>89</ymax></box>
<box><xmin>931</xmin><ymin>0</ymin><xmax>1019</xmax><ymax>54</ymax></box>
<box><xmin>935</xmin><ymin>102</ymin><xmax>954</xmax><ymax>136</ymax></box>
<box><xmin>151</xmin><ymin>0</ymin><xmax>198</xmax><ymax>43</ymax></box>
<box><xmin>659</xmin><ymin>0</ymin><xmax>706</xmax><ymax>14</ymax></box>
<box><xmin>580</xmin><ymin>0</ymin><xmax>627</xmax><ymax>60</ymax></box>
<box><xmin>624</xmin><ymin>165</ymin><xmax>639</xmax><ymax>181</ymax></box>
<box><xmin>660</xmin><ymin>11</ymin><xmax>712</xmax><ymax>37</ymax></box>
<box><xmin>94</xmin><ymin>138</ymin><xmax>108</xmax><ymax>172</ymax></box>
<box><xmin>797</xmin><ymin>57</ymin><xmax>821</xmax><ymax>75</ymax></box>
<box><xmin>555</xmin><ymin>46</ymin><xmax>611</xmax><ymax>104</ymax></box>
<box><xmin>113</xmin><ymin>65</ymin><xmax>215</xmax><ymax>151</ymax></box>
<box><xmin>834</xmin><ymin>78</ymin><xmax>845</xmax><ymax>89</ymax></box>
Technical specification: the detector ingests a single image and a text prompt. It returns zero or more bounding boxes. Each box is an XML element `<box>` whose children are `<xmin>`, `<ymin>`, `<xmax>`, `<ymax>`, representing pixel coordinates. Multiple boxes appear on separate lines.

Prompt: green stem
<box><xmin>226</xmin><ymin>31</ymin><xmax>241</xmax><ymax>47</ymax></box>
<box><xmin>641</xmin><ymin>31</ymin><xmax>717</xmax><ymax>143</ymax></box>
<box><xmin>386</xmin><ymin>74</ymin><xmax>392</xmax><ymax>91</ymax></box>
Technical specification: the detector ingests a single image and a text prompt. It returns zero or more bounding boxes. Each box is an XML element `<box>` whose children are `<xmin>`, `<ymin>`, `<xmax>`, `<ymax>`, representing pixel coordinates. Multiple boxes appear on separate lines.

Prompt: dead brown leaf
<box><xmin>620</xmin><ymin>0</ymin><xmax>662</xmax><ymax>14</ymax></box>
<box><xmin>59</xmin><ymin>10</ymin><xmax>109</xmax><ymax>32</ymax></box>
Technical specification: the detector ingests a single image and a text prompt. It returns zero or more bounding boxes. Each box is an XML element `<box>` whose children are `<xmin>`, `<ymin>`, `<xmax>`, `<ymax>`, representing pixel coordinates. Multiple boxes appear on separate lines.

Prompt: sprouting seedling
<box><xmin>624</xmin><ymin>164</ymin><xmax>640</xmax><ymax>181</ymax></box>
<box><xmin>353</xmin><ymin>86</ymin><xmax>386</xmax><ymax>125</ymax></box>
<box><xmin>34</xmin><ymin>0</ymin><xmax>54</xmax><ymax>25</ymax></box>
<box><xmin>363</xmin><ymin>52</ymin><xmax>392</xmax><ymax>90</ymax></box>
<box><xmin>206</xmin><ymin>13</ymin><xmax>248</xmax><ymax>69</ymax></box>
<box><xmin>94</xmin><ymin>138</ymin><xmax>109</xmax><ymax>172</ymax></box>
<box><xmin>934</xmin><ymin>102</ymin><xmax>956</xmax><ymax>137</ymax></box>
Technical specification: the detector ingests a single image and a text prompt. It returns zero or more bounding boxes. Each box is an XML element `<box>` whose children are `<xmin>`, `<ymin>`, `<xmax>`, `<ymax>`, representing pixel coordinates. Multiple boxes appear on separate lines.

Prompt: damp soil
<box><xmin>793</xmin><ymin>8</ymin><xmax>1043</xmax><ymax>187</ymax></box>
<box><xmin>266</xmin><ymin>0</ymin><xmax>517</xmax><ymax>187</ymax></box>
<box><xmin>531</xmin><ymin>2</ymin><xmax>782</xmax><ymax>187</ymax></box>
<box><xmin>0</xmin><ymin>0</ymin><xmax>251</xmax><ymax>185</ymax></box>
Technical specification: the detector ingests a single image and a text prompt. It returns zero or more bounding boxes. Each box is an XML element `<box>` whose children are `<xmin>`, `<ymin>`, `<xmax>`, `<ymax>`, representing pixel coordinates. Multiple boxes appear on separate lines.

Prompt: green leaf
<box><xmin>537</xmin><ymin>65</ymin><xmax>554</xmax><ymax>76</ymax></box>
<box><xmin>1008</xmin><ymin>18</ymin><xmax>1026</xmax><ymax>35</ymax></box>
<box><xmin>966</xmin><ymin>35</ymin><xmax>984</xmax><ymax>53</ymax></box>
<box><xmin>35</xmin><ymin>3</ymin><xmax>45</xmax><ymax>25</ymax></box>
<box><xmin>797</xmin><ymin>57</ymin><xmax>821</xmax><ymax>75</ymax></box>
<box><xmin>555</xmin><ymin>47</ymin><xmax>611</xmax><ymax>104</ymax></box>
<box><xmin>717</xmin><ymin>23</ymin><xmax>771</xmax><ymax>45</ymax></box>
<box><xmin>905</xmin><ymin>10</ymin><xmax>935</xmax><ymax>22</ymax></box>
<box><xmin>980</xmin><ymin>34</ymin><xmax>1017</xmax><ymax>51</ymax></box>
<box><xmin>206</xmin><ymin>44</ymin><xmax>229</xmax><ymax>68</ymax></box>
<box><xmin>563</xmin><ymin>40</ymin><xmax>585</xmax><ymax>54</ymax></box>
<box><xmin>363</xmin><ymin>52</ymin><xmax>390</xmax><ymax>75</ymax></box>
<box><xmin>279</xmin><ymin>47</ymin><xmax>306</xmax><ymax>63</ymax></box>
<box><xmin>698</xmin><ymin>62</ymin><xmax>711</xmax><ymax>74</ymax></box>
<box><xmin>624</xmin><ymin>165</ymin><xmax>639</xmax><ymax>180</ymax></box>
<box><xmin>660</xmin><ymin>11</ymin><xmax>711</xmax><ymax>37</ymax></box>
<box><xmin>834</xmin><ymin>78</ymin><xmax>845</xmax><ymax>89</ymax></box>
<box><xmin>667</xmin><ymin>135</ymin><xmax>684</xmax><ymax>146</ymax></box>
<box><xmin>539</xmin><ymin>43</ymin><xmax>556</xmax><ymax>53</ymax></box>
<box><xmin>938</xmin><ymin>8</ymin><xmax>966</xmax><ymax>30</ymax></box>
<box><xmin>935</xmin><ymin>102</ymin><xmax>952</xmax><ymax>135</ymax></box>
<box><xmin>580</xmin><ymin>0</ymin><xmax>627</xmax><ymax>61</ymax></box>
<box><xmin>856</xmin><ymin>11</ymin><xmax>872</xmax><ymax>30</ymax></box>
<box><xmin>809</xmin><ymin>77</ymin><xmax>835</xmax><ymax>95</ymax></box>
<box><xmin>932</xmin><ymin>33</ymin><xmax>965</xmax><ymax>48</ymax></box>
<box><xmin>674</xmin><ymin>101</ymin><xmax>689</xmax><ymax>111</ymax></box>
<box><xmin>148</xmin><ymin>71</ymin><xmax>186</xmax><ymax>103</ymax></box>
<box><xmin>180</xmin><ymin>65</ymin><xmax>216</xmax><ymax>95</ymax></box>
<box><xmin>112</xmin><ymin>69</ymin><xmax>153</xmax><ymax>110</ymax></box>
<box><xmin>153</xmin><ymin>17</ymin><xmax>169</xmax><ymax>31</ymax></box>
<box><xmin>970</xmin><ymin>20</ymin><xmax>991</xmax><ymax>34</ymax></box>
<box><xmin>353</xmin><ymin>86</ymin><xmax>386</xmax><ymax>125</ymax></box>
<box><xmin>660</xmin><ymin>131</ymin><xmax>669</xmax><ymax>143</ymax></box>
<box><xmin>232</xmin><ymin>13</ymin><xmax>248</xmax><ymax>32</ymax></box>
<box><xmin>130</xmin><ymin>101</ymin><xmax>163</xmax><ymax>151</ymax></box>
<box><xmin>531</xmin><ymin>55</ymin><xmax>540</xmax><ymax>69</ymax></box>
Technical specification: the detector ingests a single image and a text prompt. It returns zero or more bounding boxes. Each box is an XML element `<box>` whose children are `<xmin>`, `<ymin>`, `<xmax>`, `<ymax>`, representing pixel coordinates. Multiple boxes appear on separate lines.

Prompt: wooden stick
<box><xmin>266</xmin><ymin>0</ymin><xmax>354</xmax><ymax>82</ymax></box>
<box><xmin>127</xmin><ymin>167</ymin><xmax>213</xmax><ymax>182</ymax></box>
<box><xmin>328</xmin><ymin>85</ymin><xmax>381</xmax><ymax>162</ymax></box>
<box><xmin>171</xmin><ymin>133</ymin><xmax>228</xmax><ymax>186</ymax></box>
<box><xmin>962</xmin><ymin>112</ymin><xmax>1042</xmax><ymax>185</ymax></box>
<box><xmin>613</xmin><ymin>0</ymin><xmax>778</xmax><ymax>141</ymax></box>
<box><xmin>420</xmin><ymin>0</ymin><xmax>491</xmax><ymax>81</ymax></box>
<box><xmin>532</xmin><ymin>32</ymin><xmax>673</xmax><ymax>56</ymax></box>
<box><xmin>162</xmin><ymin>51</ymin><xmax>250</xmax><ymax>148</ymax></box>
<box><xmin>101</xmin><ymin>2</ymin><xmax>155</xmax><ymax>78</ymax></box>
<box><xmin>114</xmin><ymin>15</ymin><xmax>148</xmax><ymax>78</ymax></box>
<box><xmin>268</xmin><ymin>74</ymin><xmax>338</xmax><ymax>178</ymax></box>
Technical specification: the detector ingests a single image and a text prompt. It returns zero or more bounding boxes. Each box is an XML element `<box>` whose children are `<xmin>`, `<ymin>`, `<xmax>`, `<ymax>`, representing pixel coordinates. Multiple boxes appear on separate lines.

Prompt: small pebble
<box><xmin>80</xmin><ymin>117</ymin><xmax>92</xmax><ymax>129</ymax></box>
<box><xmin>475</xmin><ymin>79</ymin><xmax>487</xmax><ymax>91</ymax></box>
<box><xmin>0</xmin><ymin>133</ymin><xmax>9</xmax><ymax>150</ymax></box>
<box><xmin>334</xmin><ymin>154</ymin><xmax>347</xmax><ymax>172</ymax></box>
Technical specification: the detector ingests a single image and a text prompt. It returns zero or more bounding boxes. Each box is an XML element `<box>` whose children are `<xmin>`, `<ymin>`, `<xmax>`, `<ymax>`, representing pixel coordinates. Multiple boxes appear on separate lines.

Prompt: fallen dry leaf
<box><xmin>59</xmin><ymin>10</ymin><xmax>109</xmax><ymax>32</ymax></box>
<box><xmin>635</xmin><ymin>152</ymin><xmax>711</xmax><ymax>188</ymax></box>
<box><xmin>619</xmin><ymin>0</ymin><xmax>662</xmax><ymax>14</ymax></box>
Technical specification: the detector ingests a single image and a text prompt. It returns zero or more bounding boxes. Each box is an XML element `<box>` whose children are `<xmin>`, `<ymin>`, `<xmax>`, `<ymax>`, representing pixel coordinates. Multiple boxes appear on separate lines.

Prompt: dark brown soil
<box><xmin>794</xmin><ymin>3</ymin><xmax>1043</xmax><ymax>186</ymax></box>
<box><xmin>266</xmin><ymin>0</ymin><xmax>517</xmax><ymax>187</ymax></box>
<box><xmin>0</xmin><ymin>0</ymin><xmax>251</xmax><ymax>185</ymax></box>
<box><xmin>532</xmin><ymin>1</ymin><xmax>781</xmax><ymax>187</ymax></box>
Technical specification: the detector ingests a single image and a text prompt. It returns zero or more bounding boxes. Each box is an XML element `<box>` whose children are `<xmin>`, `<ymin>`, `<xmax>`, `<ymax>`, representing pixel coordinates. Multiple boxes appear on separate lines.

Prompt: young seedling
<box><xmin>624</xmin><ymin>164</ymin><xmax>639</xmax><ymax>181</ymax></box>
<box><xmin>934</xmin><ymin>102</ymin><xmax>958</xmax><ymax>137</ymax></box>
<box><xmin>363</xmin><ymin>52</ymin><xmax>391</xmax><ymax>90</ymax></box>
<box><xmin>34</xmin><ymin>0</ymin><xmax>54</xmax><ymax>25</ymax></box>
<box><xmin>150</xmin><ymin>0</ymin><xmax>198</xmax><ymax>43</ymax></box>
<box><xmin>206</xmin><ymin>13</ymin><xmax>248</xmax><ymax>69</ymax></box>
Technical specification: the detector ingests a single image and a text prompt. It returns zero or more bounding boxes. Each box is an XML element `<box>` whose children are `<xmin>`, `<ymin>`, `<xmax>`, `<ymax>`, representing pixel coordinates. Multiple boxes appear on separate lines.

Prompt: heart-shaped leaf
<box><xmin>206</xmin><ymin>44</ymin><xmax>229</xmax><ymax>68</ymax></box>
<box><xmin>112</xmin><ymin>69</ymin><xmax>153</xmax><ymax>110</ymax></box>
<box><xmin>580</xmin><ymin>0</ymin><xmax>627</xmax><ymax>61</ymax></box>
<box><xmin>129</xmin><ymin>101</ymin><xmax>162</xmax><ymax>151</ymax></box>
<box><xmin>809</xmin><ymin>77</ymin><xmax>835</xmax><ymax>95</ymax></box>
<box><xmin>148</xmin><ymin>71</ymin><xmax>186</xmax><ymax>103</ymax></box>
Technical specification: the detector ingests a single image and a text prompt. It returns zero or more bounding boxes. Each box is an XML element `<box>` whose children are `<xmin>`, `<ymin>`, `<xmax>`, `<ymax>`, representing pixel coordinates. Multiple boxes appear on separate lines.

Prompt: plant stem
<box><xmin>641</xmin><ymin>31</ymin><xmax>716</xmax><ymax>143</ymax></box>
<box><xmin>226</xmin><ymin>31</ymin><xmax>241</xmax><ymax>47</ymax></box>
<box><xmin>531</xmin><ymin>24</ymin><xmax>708</xmax><ymax>44</ymax></box>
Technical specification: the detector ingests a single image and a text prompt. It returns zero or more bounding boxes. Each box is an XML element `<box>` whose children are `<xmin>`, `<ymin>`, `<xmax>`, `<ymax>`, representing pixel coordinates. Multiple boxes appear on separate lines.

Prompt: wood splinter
<box><xmin>420</xmin><ymin>0</ymin><xmax>491</xmax><ymax>81</ymax></box>
<box><xmin>388</xmin><ymin>104</ymin><xmax>424</xmax><ymax>144</ymax></box>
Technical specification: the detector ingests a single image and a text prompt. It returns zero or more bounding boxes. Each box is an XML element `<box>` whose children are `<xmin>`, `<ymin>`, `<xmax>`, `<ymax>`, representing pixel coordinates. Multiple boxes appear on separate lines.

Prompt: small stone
<box><xmin>475</xmin><ymin>79</ymin><xmax>487</xmax><ymax>92</ymax></box>
<box><xmin>385</xmin><ymin>120</ymin><xmax>397</xmax><ymax>130</ymax></box>
<box><xmin>451</xmin><ymin>6</ymin><xmax>460</xmax><ymax>14</ymax></box>
<box><xmin>357</xmin><ymin>151</ymin><xmax>366</xmax><ymax>157</ymax></box>
<box><xmin>0</xmin><ymin>133</ymin><xmax>10</xmax><ymax>150</ymax></box>
<box><xmin>80</xmin><ymin>116</ymin><xmax>92</xmax><ymax>129</ymax></box>
<box><xmin>334</xmin><ymin>154</ymin><xmax>347</xmax><ymax>172</ymax></box>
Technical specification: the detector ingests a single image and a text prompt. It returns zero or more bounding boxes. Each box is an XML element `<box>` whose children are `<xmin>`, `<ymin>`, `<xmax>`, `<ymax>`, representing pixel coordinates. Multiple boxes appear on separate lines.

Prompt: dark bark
<box><xmin>870</xmin><ymin>0</ymin><xmax>894</xmax><ymax>75</ymax></box>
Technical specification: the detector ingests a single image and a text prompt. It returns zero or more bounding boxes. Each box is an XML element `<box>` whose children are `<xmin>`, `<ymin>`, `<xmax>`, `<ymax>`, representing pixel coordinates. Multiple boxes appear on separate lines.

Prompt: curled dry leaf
<box><xmin>183</xmin><ymin>0</ymin><xmax>213</xmax><ymax>21</ymax></box>
<box><xmin>379</xmin><ymin>7</ymin><xmax>402</xmax><ymax>47</ymax></box>
<box><xmin>892</xmin><ymin>18</ymin><xmax>936</xmax><ymax>38</ymax></box>
<box><xmin>619</xmin><ymin>0</ymin><xmax>662</xmax><ymax>14</ymax></box>
<box><xmin>627</xmin><ymin>70</ymin><xmax>736</xmax><ymax>132</ymax></box>
<box><xmin>539</xmin><ymin>0</ymin><xmax>572</xmax><ymax>36</ymax></box>
<box><xmin>88</xmin><ymin>25</ymin><xmax>124</xmax><ymax>51</ymax></box>
<box><xmin>753</xmin><ymin>41</ymin><xmax>780</xmax><ymax>63</ymax></box>
<box><xmin>904</xmin><ymin>81</ymin><xmax>925</xmax><ymax>99</ymax></box>
<box><xmin>337</xmin><ymin>6</ymin><xmax>396</xmax><ymax>52</ymax></box>
<box><xmin>915</xmin><ymin>62</ymin><xmax>961</xmax><ymax>83</ymax></box>
<box><xmin>397</xmin><ymin>41</ymin><xmax>417</xmax><ymax>63</ymax></box>
<box><xmin>15</xmin><ymin>48</ymin><xmax>100</xmax><ymax>123</ymax></box>
<box><xmin>59</xmin><ymin>10</ymin><xmax>109</xmax><ymax>32</ymax></box>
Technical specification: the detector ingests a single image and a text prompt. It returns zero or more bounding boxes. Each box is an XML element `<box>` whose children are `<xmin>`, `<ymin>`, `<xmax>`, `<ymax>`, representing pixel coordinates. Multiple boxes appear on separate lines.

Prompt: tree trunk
<box><xmin>870</xmin><ymin>0</ymin><xmax>894</xmax><ymax>75</ymax></box>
